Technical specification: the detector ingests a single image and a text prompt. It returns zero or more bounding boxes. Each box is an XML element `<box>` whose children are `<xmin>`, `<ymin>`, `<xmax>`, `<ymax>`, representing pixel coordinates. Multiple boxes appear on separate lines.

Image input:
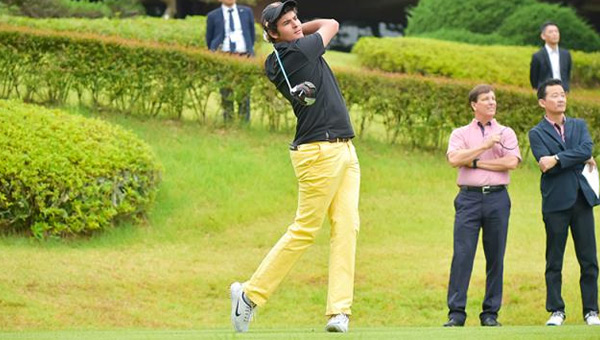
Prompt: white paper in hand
<box><xmin>582</xmin><ymin>163</ymin><xmax>600</xmax><ymax>199</ymax></box>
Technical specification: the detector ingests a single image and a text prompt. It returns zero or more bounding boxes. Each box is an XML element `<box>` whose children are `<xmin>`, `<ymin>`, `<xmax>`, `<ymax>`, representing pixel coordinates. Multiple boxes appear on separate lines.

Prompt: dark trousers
<box><xmin>220</xmin><ymin>87</ymin><xmax>250</xmax><ymax>122</ymax></box>
<box><xmin>543</xmin><ymin>190</ymin><xmax>599</xmax><ymax>317</ymax></box>
<box><xmin>447</xmin><ymin>189</ymin><xmax>510</xmax><ymax>323</ymax></box>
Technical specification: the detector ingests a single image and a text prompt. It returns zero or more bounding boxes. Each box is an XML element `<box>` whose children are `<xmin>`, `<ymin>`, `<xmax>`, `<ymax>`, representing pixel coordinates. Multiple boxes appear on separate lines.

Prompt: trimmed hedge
<box><xmin>0</xmin><ymin>14</ymin><xmax>262</xmax><ymax>48</ymax></box>
<box><xmin>1</xmin><ymin>25</ymin><xmax>600</xmax><ymax>155</ymax></box>
<box><xmin>0</xmin><ymin>15</ymin><xmax>208</xmax><ymax>47</ymax></box>
<box><xmin>352</xmin><ymin>36</ymin><xmax>600</xmax><ymax>88</ymax></box>
<box><xmin>416</xmin><ymin>29</ymin><xmax>513</xmax><ymax>46</ymax></box>
<box><xmin>0</xmin><ymin>99</ymin><xmax>162</xmax><ymax>238</ymax></box>
<box><xmin>406</xmin><ymin>0</ymin><xmax>534</xmax><ymax>36</ymax></box>
<box><xmin>3</xmin><ymin>0</ymin><xmax>144</xmax><ymax>18</ymax></box>
<box><xmin>406</xmin><ymin>0</ymin><xmax>600</xmax><ymax>52</ymax></box>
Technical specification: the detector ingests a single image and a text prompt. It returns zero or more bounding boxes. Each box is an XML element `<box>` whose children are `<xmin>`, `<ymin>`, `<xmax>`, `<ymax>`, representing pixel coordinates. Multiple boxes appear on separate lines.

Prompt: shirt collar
<box><xmin>221</xmin><ymin>4</ymin><xmax>237</xmax><ymax>12</ymax></box>
<box><xmin>545</xmin><ymin>44</ymin><xmax>559</xmax><ymax>54</ymax></box>
<box><xmin>544</xmin><ymin>114</ymin><xmax>566</xmax><ymax>126</ymax></box>
<box><xmin>471</xmin><ymin>118</ymin><xmax>496</xmax><ymax>128</ymax></box>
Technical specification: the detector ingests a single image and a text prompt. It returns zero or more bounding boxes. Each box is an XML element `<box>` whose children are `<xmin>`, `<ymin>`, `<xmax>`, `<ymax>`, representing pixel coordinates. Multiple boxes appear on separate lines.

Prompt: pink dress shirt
<box><xmin>447</xmin><ymin>119</ymin><xmax>522</xmax><ymax>186</ymax></box>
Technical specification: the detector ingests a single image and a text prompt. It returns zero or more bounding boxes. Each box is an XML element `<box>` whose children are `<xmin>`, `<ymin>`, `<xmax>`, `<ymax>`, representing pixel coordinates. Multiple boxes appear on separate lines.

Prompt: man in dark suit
<box><xmin>530</xmin><ymin>22</ymin><xmax>572</xmax><ymax>92</ymax></box>
<box><xmin>206</xmin><ymin>0</ymin><xmax>255</xmax><ymax>122</ymax></box>
<box><xmin>529</xmin><ymin>78</ymin><xmax>600</xmax><ymax>326</ymax></box>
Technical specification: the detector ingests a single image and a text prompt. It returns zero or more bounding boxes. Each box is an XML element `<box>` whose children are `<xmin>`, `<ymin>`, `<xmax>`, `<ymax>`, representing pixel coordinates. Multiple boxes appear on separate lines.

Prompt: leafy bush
<box><xmin>0</xmin><ymin>15</ymin><xmax>223</xmax><ymax>48</ymax></box>
<box><xmin>1</xmin><ymin>24</ymin><xmax>600</xmax><ymax>154</ymax></box>
<box><xmin>406</xmin><ymin>0</ymin><xmax>535</xmax><ymax>35</ymax></box>
<box><xmin>103</xmin><ymin>0</ymin><xmax>145</xmax><ymax>18</ymax></box>
<box><xmin>0</xmin><ymin>100</ymin><xmax>162</xmax><ymax>238</ymax></box>
<box><xmin>416</xmin><ymin>29</ymin><xmax>513</xmax><ymax>46</ymax></box>
<box><xmin>5</xmin><ymin>0</ymin><xmax>111</xmax><ymax>18</ymax></box>
<box><xmin>352</xmin><ymin>36</ymin><xmax>600</xmax><ymax>88</ymax></box>
<box><xmin>1</xmin><ymin>0</ymin><xmax>144</xmax><ymax>18</ymax></box>
<box><xmin>497</xmin><ymin>3</ymin><xmax>600</xmax><ymax>52</ymax></box>
<box><xmin>406</xmin><ymin>0</ymin><xmax>600</xmax><ymax>53</ymax></box>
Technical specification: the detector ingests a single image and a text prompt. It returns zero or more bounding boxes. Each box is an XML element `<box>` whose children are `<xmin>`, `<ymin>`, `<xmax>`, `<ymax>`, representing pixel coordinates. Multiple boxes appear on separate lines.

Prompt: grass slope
<box><xmin>0</xmin><ymin>109</ymin><xmax>598</xmax><ymax>336</ymax></box>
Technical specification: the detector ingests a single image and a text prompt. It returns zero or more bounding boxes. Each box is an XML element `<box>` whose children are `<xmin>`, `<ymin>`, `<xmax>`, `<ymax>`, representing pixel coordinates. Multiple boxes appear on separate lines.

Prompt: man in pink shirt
<box><xmin>444</xmin><ymin>84</ymin><xmax>521</xmax><ymax>327</ymax></box>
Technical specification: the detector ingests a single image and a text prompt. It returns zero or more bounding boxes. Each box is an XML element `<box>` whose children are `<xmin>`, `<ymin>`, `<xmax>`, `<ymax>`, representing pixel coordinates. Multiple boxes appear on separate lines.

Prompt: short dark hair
<box><xmin>540</xmin><ymin>21</ymin><xmax>558</xmax><ymax>34</ymax></box>
<box><xmin>468</xmin><ymin>84</ymin><xmax>494</xmax><ymax>110</ymax></box>
<box><xmin>262</xmin><ymin>3</ymin><xmax>297</xmax><ymax>43</ymax></box>
<box><xmin>537</xmin><ymin>78</ymin><xmax>564</xmax><ymax>100</ymax></box>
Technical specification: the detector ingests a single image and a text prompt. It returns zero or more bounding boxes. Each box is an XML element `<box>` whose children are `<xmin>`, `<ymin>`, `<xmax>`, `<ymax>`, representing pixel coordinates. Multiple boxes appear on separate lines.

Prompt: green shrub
<box><xmin>416</xmin><ymin>29</ymin><xmax>513</xmax><ymax>46</ymax></box>
<box><xmin>103</xmin><ymin>0</ymin><xmax>145</xmax><ymax>18</ymax></box>
<box><xmin>0</xmin><ymin>99</ymin><xmax>162</xmax><ymax>238</ymax></box>
<box><xmin>406</xmin><ymin>0</ymin><xmax>535</xmax><ymax>35</ymax></box>
<box><xmin>6</xmin><ymin>0</ymin><xmax>111</xmax><ymax>18</ymax></box>
<box><xmin>497</xmin><ymin>3</ymin><xmax>600</xmax><ymax>52</ymax></box>
<box><xmin>352</xmin><ymin>36</ymin><xmax>600</xmax><ymax>88</ymax></box>
<box><xmin>0</xmin><ymin>15</ymin><xmax>233</xmax><ymax>48</ymax></box>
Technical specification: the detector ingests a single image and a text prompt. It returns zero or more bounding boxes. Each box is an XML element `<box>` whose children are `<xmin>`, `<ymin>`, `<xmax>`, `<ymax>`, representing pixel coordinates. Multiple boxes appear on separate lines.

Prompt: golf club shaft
<box><xmin>274</xmin><ymin>49</ymin><xmax>293</xmax><ymax>92</ymax></box>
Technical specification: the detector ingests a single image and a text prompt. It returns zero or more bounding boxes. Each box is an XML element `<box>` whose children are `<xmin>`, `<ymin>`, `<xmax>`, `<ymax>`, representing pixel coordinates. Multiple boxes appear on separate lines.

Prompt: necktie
<box><xmin>228</xmin><ymin>8</ymin><xmax>236</xmax><ymax>53</ymax></box>
<box><xmin>554</xmin><ymin>123</ymin><xmax>565</xmax><ymax>142</ymax></box>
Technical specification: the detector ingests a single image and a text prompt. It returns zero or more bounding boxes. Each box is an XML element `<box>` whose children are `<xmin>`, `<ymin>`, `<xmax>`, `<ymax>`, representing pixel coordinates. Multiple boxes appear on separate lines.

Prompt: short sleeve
<box><xmin>295</xmin><ymin>33</ymin><xmax>325</xmax><ymax>61</ymax></box>
<box><xmin>447</xmin><ymin>128</ymin><xmax>466</xmax><ymax>155</ymax></box>
<box><xmin>500</xmin><ymin>127</ymin><xmax>522</xmax><ymax>160</ymax></box>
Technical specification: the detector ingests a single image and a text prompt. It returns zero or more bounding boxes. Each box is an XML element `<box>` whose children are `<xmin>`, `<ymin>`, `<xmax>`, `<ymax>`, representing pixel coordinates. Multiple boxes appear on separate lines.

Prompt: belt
<box><xmin>460</xmin><ymin>185</ymin><xmax>506</xmax><ymax>194</ymax></box>
<box><xmin>290</xmin><ymin>138</ymin><xmax>352</xmax><ymax>150</ymax></box>
<box><xmin>328</xmin><ymin>138</ymin><xmax>352</xmax><ymax>143</ymax></box>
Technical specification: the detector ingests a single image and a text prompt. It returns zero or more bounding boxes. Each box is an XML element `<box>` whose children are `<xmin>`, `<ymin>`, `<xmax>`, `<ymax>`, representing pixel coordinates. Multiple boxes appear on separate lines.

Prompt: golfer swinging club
<box><xmin>230</xmin><ymin>0</ymin><xmax>360</xmax><ymax>333</ymax></box>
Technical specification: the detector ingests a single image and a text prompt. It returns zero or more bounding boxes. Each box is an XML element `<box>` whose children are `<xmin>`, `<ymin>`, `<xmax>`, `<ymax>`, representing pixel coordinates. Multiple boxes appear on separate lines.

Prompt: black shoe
<box><xmin>443</xmin><ymin>318</ymin><xmax>465</xmax><ymax>327</ymax></box>
<box><xmin>481</xmin><ymin>317</ymin><xmax>502</xmax><ymax>327</ymax></box>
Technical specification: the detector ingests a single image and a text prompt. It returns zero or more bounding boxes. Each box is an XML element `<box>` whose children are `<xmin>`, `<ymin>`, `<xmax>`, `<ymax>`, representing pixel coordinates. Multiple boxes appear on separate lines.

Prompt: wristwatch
<box><xmin>554</xmin><ymin>154</ymin><xmax>560</xmax><ymax>163</ymax></box>
<box><xmin>472</xmin><ymin>158</ymin><xmax>479</xmax><ymax>169</ymax></box>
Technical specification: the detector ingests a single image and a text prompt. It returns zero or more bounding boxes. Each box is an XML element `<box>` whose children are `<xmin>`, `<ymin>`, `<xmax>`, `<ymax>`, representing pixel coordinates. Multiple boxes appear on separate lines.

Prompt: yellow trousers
<box><xmin>244</xmin><ymin>140</ymin><xmax>360</xmax><ymax>316</ymax></box>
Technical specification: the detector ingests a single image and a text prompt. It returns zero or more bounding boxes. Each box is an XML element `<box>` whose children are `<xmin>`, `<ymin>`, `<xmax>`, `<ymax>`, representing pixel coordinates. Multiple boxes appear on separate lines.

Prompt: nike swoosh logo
<box><xmin>235</xmin><ymin>300</ymin><xmax>242</xmax><ymax>317</ymax></box>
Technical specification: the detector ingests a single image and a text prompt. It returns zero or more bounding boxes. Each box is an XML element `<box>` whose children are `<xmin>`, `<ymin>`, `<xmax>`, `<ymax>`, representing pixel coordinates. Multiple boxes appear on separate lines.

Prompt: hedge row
<box><xmin>0</xmin><ymin>99</ymin><xmax>162</xmax><ymax>238</ymax></box>
<box><xmin>2</xmin><ymin>0</ymin><xmax>144</xmax><ymax>18</ymax></box>
<box><xmin>352</xmin><ymin>37</ymin><xmax>600</xmax><ymax>89</ymax></box>
<box><xmin>0</xmin><ymin>15</ymin><xmax>208</xmax><ymax>46</ymax></box>
<box><xmin>0</xmin><ymin>14</ymin><xmax>266</xmax><ymax>48</ymax></box>
<box><xmin>2</xmin><ymin>25</ymin><xmax>600</xmax><ymax>153</ymax></box>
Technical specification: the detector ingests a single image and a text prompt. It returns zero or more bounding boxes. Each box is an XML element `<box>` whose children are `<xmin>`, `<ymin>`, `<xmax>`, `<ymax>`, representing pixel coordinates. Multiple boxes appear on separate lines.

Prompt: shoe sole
<box><xmin>325</xmin><ymin>324</ymin><xmax>347</xmax><ymax>333</ymax></box>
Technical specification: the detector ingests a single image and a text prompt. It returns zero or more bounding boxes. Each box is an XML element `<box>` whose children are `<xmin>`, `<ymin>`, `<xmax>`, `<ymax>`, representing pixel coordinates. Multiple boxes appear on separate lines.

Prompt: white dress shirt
<box><xmin>221</xmin><ymin>4</ymin><xmax>247</xmax><ymax>53</ymax></box>
<box><xmin>545</xmin><ymin>44</ymin><xmax>561</xmax><ymax>80</ymax></box>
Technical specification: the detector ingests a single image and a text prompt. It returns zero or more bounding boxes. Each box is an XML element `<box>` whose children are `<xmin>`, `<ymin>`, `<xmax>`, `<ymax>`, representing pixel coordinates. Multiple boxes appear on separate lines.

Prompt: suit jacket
<box><xmin>206</xmin><ymin>5</ymin><xmax>255</xmax><ymax>56</ymax></box>
<box><xmin>529</xmin><ymin>117</ymin><xmax>598</xmax><ymax>213</ymax></box>
<box><xmin>530</xmin><ymin>47</ymin><xmax>572</xmax><ymax>91</ymax></box>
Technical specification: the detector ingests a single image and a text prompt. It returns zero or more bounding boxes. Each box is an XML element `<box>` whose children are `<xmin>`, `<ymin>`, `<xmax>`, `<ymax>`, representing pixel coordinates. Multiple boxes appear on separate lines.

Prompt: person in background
<box><xmin>530</xmin><ymin>22</ymin><xmax>572</xmax><ymax>92</ymax></box>
<box><xmin>206</xmin><ymin>0</ymin><xmax>255</xmax><ymax>122</ymax></box>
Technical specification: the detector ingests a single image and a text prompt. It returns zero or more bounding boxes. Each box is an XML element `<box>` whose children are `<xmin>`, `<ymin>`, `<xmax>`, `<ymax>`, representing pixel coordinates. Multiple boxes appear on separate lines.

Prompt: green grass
<box><xmin>2</xmin><ymin>326</ymin><xmax>600</xmax><ymax>339</ymax></box>
<box><xmin>0</xmin><ymin>107</ymin><xmax>599</xmax><ymax>336</ymax></box>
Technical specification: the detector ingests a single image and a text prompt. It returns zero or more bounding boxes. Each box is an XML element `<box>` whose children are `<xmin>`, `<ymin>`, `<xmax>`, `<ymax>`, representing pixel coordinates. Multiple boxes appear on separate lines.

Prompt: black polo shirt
<box><xmin>265</xmin><ymin>33</ymin><xmax>354</xmax><ymax>146</ymax></box>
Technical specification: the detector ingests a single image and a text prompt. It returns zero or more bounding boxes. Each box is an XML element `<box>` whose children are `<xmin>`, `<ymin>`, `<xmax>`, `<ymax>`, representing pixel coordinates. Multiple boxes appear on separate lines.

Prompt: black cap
<box><xmin>261</xmin><ymin>1</ymin><xmax>297</xmax><ymax>32</ymax></box>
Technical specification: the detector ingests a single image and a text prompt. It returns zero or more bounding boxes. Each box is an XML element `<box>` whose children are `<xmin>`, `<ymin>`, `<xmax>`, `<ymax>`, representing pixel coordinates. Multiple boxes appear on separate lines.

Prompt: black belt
<box><xmin>328</xmin><ymin>138</ymin><xmax>352</xmax><ymax>143</ymax></box>
<box><xmin>460</xmin><ymin>185</ymin><xmax>506</xmax><ymax>194</ymax></box>
<box><xmin>290</xmin><ymin>138</ymin><xmax>352</xmax><ymax>150</ymax></box>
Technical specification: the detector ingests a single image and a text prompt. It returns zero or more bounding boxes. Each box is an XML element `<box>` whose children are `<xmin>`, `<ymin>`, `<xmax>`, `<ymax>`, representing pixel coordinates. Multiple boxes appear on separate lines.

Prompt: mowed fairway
<box><xmin>1</xmin><ymin>110</ymin><xmax>599</xmax><ymax>338</ymax></box>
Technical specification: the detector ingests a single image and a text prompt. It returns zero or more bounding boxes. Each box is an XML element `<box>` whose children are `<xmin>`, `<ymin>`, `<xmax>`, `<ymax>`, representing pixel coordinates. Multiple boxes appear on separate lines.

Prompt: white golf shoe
<box><xmin>230</xmin><ymin>282</ymin><xmax>255</xmax><ymax>332</ymax></box>
<box><xmin>546</xmin><ymin>311</ymin><xmax>565</xmax><ymax>326</ymax></box>
<box><xmin>585</xmin><ymin>311</ymin><xmax>600</xmax><ymax>325</ymax></box>
<box><xmin>325</xmin><ymin>313</ymin><xmax>349</xmax><ymax>333</ymax></box>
